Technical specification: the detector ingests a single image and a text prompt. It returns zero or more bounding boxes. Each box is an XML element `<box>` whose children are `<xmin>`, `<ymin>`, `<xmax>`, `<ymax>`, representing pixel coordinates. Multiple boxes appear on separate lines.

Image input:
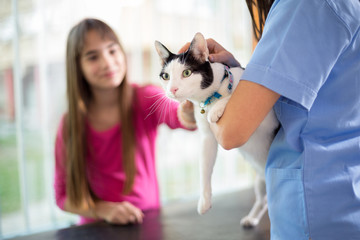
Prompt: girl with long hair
<box><xmin>54</xmin><ymin>18</ymin><xmax>196</xmax><ymax>225</ymax></box>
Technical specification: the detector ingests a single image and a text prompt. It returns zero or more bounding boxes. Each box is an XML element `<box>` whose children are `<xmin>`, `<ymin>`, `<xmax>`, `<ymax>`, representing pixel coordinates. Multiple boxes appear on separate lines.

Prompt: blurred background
<box><xmin>0</xmin><ymin>0</ymin><xmax>256</xmax><ymax>238</ymax></box>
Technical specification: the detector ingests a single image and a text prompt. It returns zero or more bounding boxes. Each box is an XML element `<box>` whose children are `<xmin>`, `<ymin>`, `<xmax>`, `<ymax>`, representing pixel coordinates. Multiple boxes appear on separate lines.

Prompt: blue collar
<box><xmin>199</xmin><ymin>65</ymin><xmax>234</xmax><ymax>114</ymax></box>
<box><xmin>204</xmin><ymin>91</ymin><xmax>222</xmax><ymax>106</ymax></box>
<box><xmin>222</xmin><ymin>65</ymin><xmax>234</xmax><ymax>92</ymax></box>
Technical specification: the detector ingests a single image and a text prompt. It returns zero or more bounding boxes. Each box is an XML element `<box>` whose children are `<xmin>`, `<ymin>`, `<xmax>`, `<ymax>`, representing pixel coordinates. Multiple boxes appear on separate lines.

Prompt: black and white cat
<box><xmin>155</xmin><ymin>33</ymin><xmax>279</xmax><ymax>228</ymax></box>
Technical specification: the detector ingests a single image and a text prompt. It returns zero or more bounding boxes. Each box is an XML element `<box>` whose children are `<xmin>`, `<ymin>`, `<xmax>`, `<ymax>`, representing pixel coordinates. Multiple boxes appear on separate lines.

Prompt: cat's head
<box><xmin>154</xmin><ymin>32</ymin><xmax>214</xmax><ymax>102</ymax></box>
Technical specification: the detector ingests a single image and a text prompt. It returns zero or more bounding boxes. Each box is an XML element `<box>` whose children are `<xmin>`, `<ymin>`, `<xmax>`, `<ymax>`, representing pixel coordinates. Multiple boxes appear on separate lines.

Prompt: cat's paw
<box><xmin>240</xmin><ymin>216</ymin><xmax>259</xmax><ymax>228</ymax></box>
<box><xmin>207</xmin><ymin>97</ymin><xmax>230</xmax><ymax>123</ymax></box>
<box><xmin>197</xmin><ymin>196</ymin><xmax>212</xmax><ymax>215</ymax></box>
<box><xmin>207</xmin><ymin>107</ymin><xmax>224</xmax><ymax>123</ymax></box>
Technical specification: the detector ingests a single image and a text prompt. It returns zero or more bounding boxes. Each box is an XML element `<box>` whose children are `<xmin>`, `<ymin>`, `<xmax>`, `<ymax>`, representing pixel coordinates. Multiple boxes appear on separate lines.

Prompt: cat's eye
<box><xmin>182</xmin><ymin>69</ymin><xmax>192</xmax><ymax>78</ymax></box>
<box><xmin>161</xmin><ymin>72</ymin><xmax>170</xmax><ymax>80</ymax></box>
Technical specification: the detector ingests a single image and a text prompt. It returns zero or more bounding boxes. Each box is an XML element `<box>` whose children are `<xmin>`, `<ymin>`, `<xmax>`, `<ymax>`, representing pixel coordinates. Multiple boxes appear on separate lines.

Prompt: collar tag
<box><xmin>200</xmin><ymin>92</ymin><xmax>222</xmax><ymax>114</ymax></box>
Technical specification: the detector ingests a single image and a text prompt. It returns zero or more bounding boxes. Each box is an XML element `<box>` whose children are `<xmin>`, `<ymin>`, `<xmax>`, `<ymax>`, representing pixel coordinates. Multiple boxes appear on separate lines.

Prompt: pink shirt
<box><xmin>54</xmin><ymin>85</ymin><xmax>188</xmax><ymax>224</ymax></box>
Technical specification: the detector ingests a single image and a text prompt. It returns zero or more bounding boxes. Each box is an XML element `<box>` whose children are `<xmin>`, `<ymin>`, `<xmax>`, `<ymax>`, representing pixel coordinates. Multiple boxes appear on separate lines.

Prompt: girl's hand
<box><xmin>94</xmin><ymin>201</ymin><xmax>144</xmax><ymax>224</ymax></box>
<box><xmin>178</xmin><ymin>38</ymin><xmax>241</xmax><ymax>68</ymax></box>
<box><xmin>178</xmin><ymin>100</ymin><xmax>197</xmax><ymax>129</ymax></box>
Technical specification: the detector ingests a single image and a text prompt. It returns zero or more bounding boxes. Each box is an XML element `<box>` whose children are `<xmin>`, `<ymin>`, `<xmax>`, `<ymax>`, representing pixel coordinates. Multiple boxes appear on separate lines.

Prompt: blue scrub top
<box><xmin>241</xmin><ymin>0</ymin><xmax>360</xmax><ymax>239</ymax></box>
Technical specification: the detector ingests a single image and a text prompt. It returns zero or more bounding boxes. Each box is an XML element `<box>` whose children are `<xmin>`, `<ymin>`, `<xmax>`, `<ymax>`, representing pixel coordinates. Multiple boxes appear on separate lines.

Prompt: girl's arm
<box><xmin>140</xmin><ymin>85</ymin><xmax>196</xmax><ymax>130</ymax></box>
<box><xmin>177</xmin><ymin>100</ymin><xmax>197</xmax><ymax>129</ymax></box>
<box><xmin>54</xmin><ymin>117</ymin><xmax>143</xmax><ymax>225</ymax></box>
<box><xmin>63</xmin><ymin>199</ymin><xmax>144</xmax><ymax>224</ymax></box>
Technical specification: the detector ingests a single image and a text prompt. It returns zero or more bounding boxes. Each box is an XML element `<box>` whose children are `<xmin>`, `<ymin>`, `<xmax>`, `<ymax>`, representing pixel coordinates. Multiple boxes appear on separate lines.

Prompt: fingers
<box><xmin>178</xmin><ymin>37</ymin><xmax>240</xmax><ymax>67</ymax></box>
<box><xmin>208</xmin><ymin>52</ymin><xmax>241</xmax><ymax>67</ymax></box>
<box><xmin>206</xmin><ymin>38</ymin><xmax>226</xmax><ymax>54</ymax></box>
<box><xmin>178</xmin><ymin>100</ymin><xmax>197</xmax><ymax>129</ymax></box>
<box><xmin>179</xmin><ymin>39</ymin><xmax>222</xmax><ymax>55</ymax></box>
<box><xmin>207</xmin><ymin>38</ymin><xmax>233</xmax><ymax>63</ymax></box>
<box><xmin>206</xmin><ymin>38</ymin><xmax>241</xmax><ymax>67</ymax></box>
<box><xmin>121</xmin><ymin>201</ymin><xmax>144</xmax><ymax>224</ymax></box>
<box><xmin>178</xmin><ymin>42</ymin><xmax>191</xmax><ymax>53</ymax></box>
<box><xmin>97</xmin><ymin>201</ymin><xmax>144</xmax><ymax>225</ymax></box>
<box><xmin>180</xmin><ymin>100</ymin><xmax>194</xmax><ymax>112</ymax></box>
<box><xmin>179</xmin><ymin>38</ymin><xmax>240</xmax><ymax>67</ymax></box>
<box><xmin>112</xmin><ymin>201</ymin><xmax>143</xmax><ymax>224</ymax></box>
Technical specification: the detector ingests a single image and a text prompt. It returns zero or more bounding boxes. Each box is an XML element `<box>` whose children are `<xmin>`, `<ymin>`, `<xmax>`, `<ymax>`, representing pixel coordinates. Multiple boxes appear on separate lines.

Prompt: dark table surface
<box><xmin>8</xmin><ymin>188</ymin><xmax>270</xmax><ymax>240</ymax></box>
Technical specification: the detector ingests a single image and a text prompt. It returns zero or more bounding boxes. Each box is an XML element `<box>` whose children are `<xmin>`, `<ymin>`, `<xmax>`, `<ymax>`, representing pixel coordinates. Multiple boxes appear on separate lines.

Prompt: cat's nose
<box><xmin>170</xmin><ymin>87</ymin><xmax>178</xmax><ymax>95</ymax></box>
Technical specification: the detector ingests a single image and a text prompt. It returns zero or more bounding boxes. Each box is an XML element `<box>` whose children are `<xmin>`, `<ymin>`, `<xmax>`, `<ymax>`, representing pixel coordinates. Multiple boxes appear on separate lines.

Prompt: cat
<box><xmin>154</xmin><ymin>32</ymin><xmax>279</xmax><ymax>228</ymax></box>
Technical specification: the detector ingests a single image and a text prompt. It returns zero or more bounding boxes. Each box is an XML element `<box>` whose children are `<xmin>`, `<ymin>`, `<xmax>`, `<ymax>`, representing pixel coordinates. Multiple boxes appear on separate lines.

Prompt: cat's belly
<box><xmin>236</xmin><ymin>109</ymin><xmax>279</xmax><ymax>179</ymax></box>
<box><xmin>238</xmin><ymin>147</ymin><xmax>267</xmax><ymax>179</ymax></box>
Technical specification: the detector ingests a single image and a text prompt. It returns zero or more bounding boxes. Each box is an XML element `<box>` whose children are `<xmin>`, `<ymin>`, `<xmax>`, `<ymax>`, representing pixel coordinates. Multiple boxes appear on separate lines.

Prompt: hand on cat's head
<box><xmin>178</xmin><ymin>36</ymin><xmax>241</xmax><ymax>68</ymax></box>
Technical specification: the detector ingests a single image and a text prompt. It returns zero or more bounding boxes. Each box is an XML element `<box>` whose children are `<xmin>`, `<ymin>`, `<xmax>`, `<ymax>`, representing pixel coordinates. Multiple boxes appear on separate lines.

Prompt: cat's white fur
<box><xmin>155</xmin><ymin>33</ymin><xmax>279</xmax><ymax>228</ymax></box>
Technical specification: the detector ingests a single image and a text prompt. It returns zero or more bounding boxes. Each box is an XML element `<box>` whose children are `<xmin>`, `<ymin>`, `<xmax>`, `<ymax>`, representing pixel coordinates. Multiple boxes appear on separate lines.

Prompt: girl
<box><xmin>54</xmin><ymin>18</ymin><xmax>196</xmax><ymax>225</ymax></box>
<box><xmin>192</xmin><ymin>0</ymin><xmax>359</xmax><ymax>239</ymax></box>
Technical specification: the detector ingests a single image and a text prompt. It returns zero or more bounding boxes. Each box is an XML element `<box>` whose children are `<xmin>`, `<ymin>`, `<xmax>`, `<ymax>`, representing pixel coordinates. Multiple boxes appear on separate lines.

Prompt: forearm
<box><xmin>63</xmin><ymin>198</ymin><xmax>98</xmax><ymax>219</ymax></box>
<box><xmin>64</xmin><ymin>198</ymin><xmax>144</xmax><ymax>224</ymax></box>
<box><xmin>210</xmin><ymin>80</ymin><xmax>280</xmax><ymax>150</ymax></box>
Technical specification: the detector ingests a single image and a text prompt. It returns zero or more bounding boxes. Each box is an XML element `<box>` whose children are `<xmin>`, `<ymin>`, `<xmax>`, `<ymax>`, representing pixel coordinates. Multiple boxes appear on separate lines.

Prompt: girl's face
<box><xmin>80</xmin><ymin>30</ymin><xmax>126</xmax><ymax>90</ymax></box>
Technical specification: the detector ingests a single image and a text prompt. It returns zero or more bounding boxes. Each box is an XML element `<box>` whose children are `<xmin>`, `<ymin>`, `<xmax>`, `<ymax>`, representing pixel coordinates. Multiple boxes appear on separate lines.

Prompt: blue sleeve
<box><xmin>241</xmin><ymin>0</ymin><xmax>352</xmax><ymax>110</ymax></box>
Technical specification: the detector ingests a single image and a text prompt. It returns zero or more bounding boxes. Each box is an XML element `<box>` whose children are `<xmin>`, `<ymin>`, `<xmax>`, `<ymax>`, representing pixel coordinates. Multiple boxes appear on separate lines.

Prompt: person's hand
<box><xmin>178</xmin><ymin>100</ymin><xmax>197</xmax><ymax>129</ymax></box>
<box><xmin>206</xmin><ymin>38</ymin><xmax>241</xmax><ymax>67</ymax></box>
<box><xmin>94</xmin><ymin>201</ymin><xmax>144</xmax><ymax>224</ymax></box>
<box><xmin>178</xmin><ymin>38</ymin><xmax>241</xmax><ymax>68</ymax></box>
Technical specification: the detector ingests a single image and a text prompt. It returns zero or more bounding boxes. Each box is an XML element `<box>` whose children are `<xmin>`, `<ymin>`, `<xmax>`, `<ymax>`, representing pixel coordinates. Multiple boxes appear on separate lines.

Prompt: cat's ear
<box><xmin>188</xmin><ymin>32</ymin><xmax>209</xmax><ymax>62</ymax></box>
<box><xmin>155</xmin><ymin>41</ymin><xmax>173</xmax><ymax>66</ymax></box>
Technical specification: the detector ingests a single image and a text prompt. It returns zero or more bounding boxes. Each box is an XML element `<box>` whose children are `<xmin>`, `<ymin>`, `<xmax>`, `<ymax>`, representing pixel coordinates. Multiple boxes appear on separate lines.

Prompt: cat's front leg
<box><xmin>197</xmin><ymin>131</ymin><xmax>218</xmax><ymax>215</ymax></box>
<box><xmin>207</xmin><ymin>96</ymin><xmax>231</xmax><ymax>123</ymax></box>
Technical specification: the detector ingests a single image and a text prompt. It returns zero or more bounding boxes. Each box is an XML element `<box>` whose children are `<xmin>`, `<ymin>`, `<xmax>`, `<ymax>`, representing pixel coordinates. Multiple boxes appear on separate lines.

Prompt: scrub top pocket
<box><xmin>266</xmin><ymin>168</ymin><xmax>309</xmax><ymax>240</ymax></box>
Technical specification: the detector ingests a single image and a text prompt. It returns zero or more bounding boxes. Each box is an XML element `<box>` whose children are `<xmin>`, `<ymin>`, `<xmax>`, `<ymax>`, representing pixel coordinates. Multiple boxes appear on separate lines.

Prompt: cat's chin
<box><xmin>175</xmin><ymin>97</ymin><xmax>187</xmax><ymax>103</ymax></box>
<box><xmin>169</xmin><ymin>96</ymin><xmax>187</xmax><ymax>103</ymax></box>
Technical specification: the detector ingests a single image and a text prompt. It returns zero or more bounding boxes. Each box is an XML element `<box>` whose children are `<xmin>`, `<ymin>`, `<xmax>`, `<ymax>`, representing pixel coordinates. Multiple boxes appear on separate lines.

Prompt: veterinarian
<box><xmin>54</xmin><ymin>18</ymin><xmax>196</xmax><ymax>225</ymax></box>
<box><xmin>205</xmin><ymin>1</ymin><xmax>359</xmax><ymax>239</ymax></box>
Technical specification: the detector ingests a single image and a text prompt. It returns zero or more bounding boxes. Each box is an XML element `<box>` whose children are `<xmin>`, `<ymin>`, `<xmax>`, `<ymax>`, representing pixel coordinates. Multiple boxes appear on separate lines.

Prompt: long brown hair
<box><xmin>245</xmin><ymin>0</ymin><xmax>275</xmax><ymax>41</ymax></box>
<box><xmin>64</xmin><ymin>18</ymin><xmax>136</xmax><ymax>210</ymax></box>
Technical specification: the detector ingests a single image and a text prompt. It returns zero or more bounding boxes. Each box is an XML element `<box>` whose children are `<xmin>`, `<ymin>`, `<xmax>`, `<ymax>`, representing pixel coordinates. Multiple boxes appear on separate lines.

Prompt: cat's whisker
<box><xmin>146</xmin><ymin>98</ymin><xmax>165</xmax><ymax>119</ymax></box>
<box><xmin>157</xmin><ymin>96</ymin><xmax>169</xmax><ymax>125</ymax></box>
<box><xmin>145</xmin><ymin>95</ymin><xmax>168</xmax><ymax>120</ymax></box>
<box><xmin>165</xmin><ymin>98</ymin><xmax>173</xmax><ymax>124</ymax></box>
<box><xmin>167</xmin><ymin>99</ymin><xmax>173</xmax><ymax>126</ymax></box>
<box><xmin>145</xmin><ymin>92</ymin><xmax>164</xmax><ymax>99</ymax></box>
<box><xmin>160</xmin><ymin>96</ymin><xmax>174</xmax><ymax>125</ymax></box>
<box><xmin>170</xmin><ymin>99</ymin><xmax>177</xmax><ymax>126</ymax></box>
<box><xmin>145</xmin><ymin>98</ymin><xmax>163</xmax><ymax>119</ymax></box>
<box><xmin>166</xmin><ymin>98</ymin><xmax>174</xmax><ymax>125</ymax></box>
<box><xmin>147</xmin><ymin>94</ymin><xmax>166</xmax><ymax>112</ymax></box>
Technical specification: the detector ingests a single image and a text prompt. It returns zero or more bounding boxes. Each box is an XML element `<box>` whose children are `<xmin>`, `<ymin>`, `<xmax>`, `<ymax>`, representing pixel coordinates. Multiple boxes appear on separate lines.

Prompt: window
<box><xmin>0</xmin><ymin>0</ymin><xmax>253</xmax><ymax>238</ymax></box>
